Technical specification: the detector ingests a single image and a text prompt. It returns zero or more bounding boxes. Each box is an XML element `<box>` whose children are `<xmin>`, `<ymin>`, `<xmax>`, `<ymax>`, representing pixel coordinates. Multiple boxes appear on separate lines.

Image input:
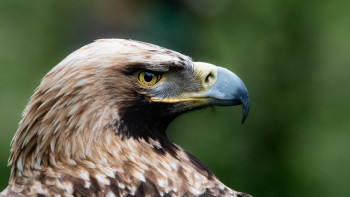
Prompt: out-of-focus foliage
<box><xmin>1</xmin><ymin>0</ymin><xmax>349</xmax><ymax>196</ymax></box>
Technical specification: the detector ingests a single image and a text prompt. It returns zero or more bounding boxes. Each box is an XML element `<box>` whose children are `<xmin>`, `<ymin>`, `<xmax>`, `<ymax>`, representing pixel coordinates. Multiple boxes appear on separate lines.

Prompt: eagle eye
<box><xmin>136</xmin><ymin>70</ymin><xmax>162</xmax><ymax>87</ymax></box>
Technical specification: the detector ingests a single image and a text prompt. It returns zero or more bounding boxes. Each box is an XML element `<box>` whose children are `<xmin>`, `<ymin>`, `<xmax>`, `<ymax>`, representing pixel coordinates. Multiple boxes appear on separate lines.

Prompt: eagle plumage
<box><xmin>0</xmin><ymin>39</ymin><xmax>251</xmax><ymax>197</ymax></box>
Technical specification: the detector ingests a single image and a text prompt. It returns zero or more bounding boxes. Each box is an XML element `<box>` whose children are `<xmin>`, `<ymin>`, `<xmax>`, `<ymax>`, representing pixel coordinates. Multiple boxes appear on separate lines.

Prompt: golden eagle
<box><xmin>0</xmin><ymin>39</ymin><xmax>250</xmax><ymax>197</ymax></box>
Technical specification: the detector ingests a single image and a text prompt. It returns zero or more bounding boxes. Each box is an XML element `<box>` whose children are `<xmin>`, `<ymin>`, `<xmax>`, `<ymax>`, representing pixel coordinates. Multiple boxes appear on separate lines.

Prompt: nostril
<box><xmin>193</xmin><ymin>62</ymin><xmax>218</xmax><ymax>88</ymax></box>
<box><xmin>205</xmin><ymin>72</ymin><xmax>214</xmax><ymax>84</ymax></box>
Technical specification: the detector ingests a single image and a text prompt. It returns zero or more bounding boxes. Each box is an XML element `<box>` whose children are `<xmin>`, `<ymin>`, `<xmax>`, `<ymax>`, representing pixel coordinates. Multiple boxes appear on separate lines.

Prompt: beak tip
<box><xmin>241</xmin><ymin>110</ymin><xmax>248</xmax><ymax>124</ymax></box>
<box><xmin>241</xmin><ymin>93</ymin><xmax>250</xmax><ymax>125</ymax></box>
<box><xmin>241</xmin><ymin>111</ymin><xmax>248</xmax><ymax>124</ymax></box>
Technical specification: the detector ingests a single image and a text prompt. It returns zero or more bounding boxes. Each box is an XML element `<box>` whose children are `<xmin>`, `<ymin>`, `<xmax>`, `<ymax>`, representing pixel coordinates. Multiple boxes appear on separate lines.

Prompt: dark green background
<box><xmin>1</xmin><ymin>1</ymin><xmax>349</xmax><ymax>196</ymax></box>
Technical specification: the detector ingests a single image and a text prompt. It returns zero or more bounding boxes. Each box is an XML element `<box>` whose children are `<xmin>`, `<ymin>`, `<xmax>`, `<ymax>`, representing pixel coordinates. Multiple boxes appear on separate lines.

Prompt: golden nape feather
<box><xmin>1</xmin><ymin>39</ymin><xmax>251</xmax><ymax>197</ymax></box>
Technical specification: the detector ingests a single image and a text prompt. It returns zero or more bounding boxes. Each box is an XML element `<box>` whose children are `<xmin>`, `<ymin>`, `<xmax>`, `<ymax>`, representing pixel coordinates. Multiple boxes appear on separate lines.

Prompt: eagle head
<box><xmin>5</xmin><ymin>39</ymin><xmax>250</xmax><ymax>197</ymax></box>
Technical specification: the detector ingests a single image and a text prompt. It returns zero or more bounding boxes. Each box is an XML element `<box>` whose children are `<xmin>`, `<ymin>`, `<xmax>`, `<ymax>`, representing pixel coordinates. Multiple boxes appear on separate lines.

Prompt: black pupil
<box><xmin>144</xmin><ymin>72</ymin><xmax>154</xmax><ymax>82</ymax></box>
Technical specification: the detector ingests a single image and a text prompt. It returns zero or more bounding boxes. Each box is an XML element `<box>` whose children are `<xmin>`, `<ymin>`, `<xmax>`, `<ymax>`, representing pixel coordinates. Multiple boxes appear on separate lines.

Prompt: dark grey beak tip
<box><xmin>241</xmin><ymin>91</ymin><xmax>250</xmax><ymax>124</ymax></box>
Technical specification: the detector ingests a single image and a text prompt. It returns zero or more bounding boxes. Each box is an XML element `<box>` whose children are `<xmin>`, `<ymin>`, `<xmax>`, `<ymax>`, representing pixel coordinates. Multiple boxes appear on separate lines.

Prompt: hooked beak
<box><xmin>201</xmin><ymin>65</ymin><xmax>250</xmax><ymax>123</ymax></box>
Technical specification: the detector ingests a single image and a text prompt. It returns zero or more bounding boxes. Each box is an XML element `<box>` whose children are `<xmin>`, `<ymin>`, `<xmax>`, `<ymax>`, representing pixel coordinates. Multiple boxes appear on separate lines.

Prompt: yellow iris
<box><xmin>136</xmin><ymin>70</ymin><xmax>162</xmax><ymax>87</ymax></box>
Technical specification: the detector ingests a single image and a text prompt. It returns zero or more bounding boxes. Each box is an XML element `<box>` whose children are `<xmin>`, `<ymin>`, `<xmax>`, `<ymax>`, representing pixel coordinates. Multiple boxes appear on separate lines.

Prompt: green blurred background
<box><xmin>1</xmin><ymin>0</ymin><xmax>350</xmax><ymax>196</ymax></box>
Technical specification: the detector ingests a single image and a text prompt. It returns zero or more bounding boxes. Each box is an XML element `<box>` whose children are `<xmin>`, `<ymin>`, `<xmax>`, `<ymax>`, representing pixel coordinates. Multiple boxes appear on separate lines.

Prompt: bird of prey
<box><xmin>0</xmin><ymin>39</ymin><xmax>250</xmax><ymax>197</ymax></box>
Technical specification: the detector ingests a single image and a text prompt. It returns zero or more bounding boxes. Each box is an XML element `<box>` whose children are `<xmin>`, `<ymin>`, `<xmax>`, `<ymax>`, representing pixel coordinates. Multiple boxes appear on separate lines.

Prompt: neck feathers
<box><xmin>8</xmin><ymin>64</ymin><xmax>119</xmax><ymax>178</ymax></box>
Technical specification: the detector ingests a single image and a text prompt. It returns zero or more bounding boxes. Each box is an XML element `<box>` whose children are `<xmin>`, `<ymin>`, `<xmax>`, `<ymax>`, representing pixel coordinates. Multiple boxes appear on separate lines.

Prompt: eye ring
<box><xmin>136</xmin><ymin>70</ymin><xmax>162</xmax><ymax>87</ymax></box>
